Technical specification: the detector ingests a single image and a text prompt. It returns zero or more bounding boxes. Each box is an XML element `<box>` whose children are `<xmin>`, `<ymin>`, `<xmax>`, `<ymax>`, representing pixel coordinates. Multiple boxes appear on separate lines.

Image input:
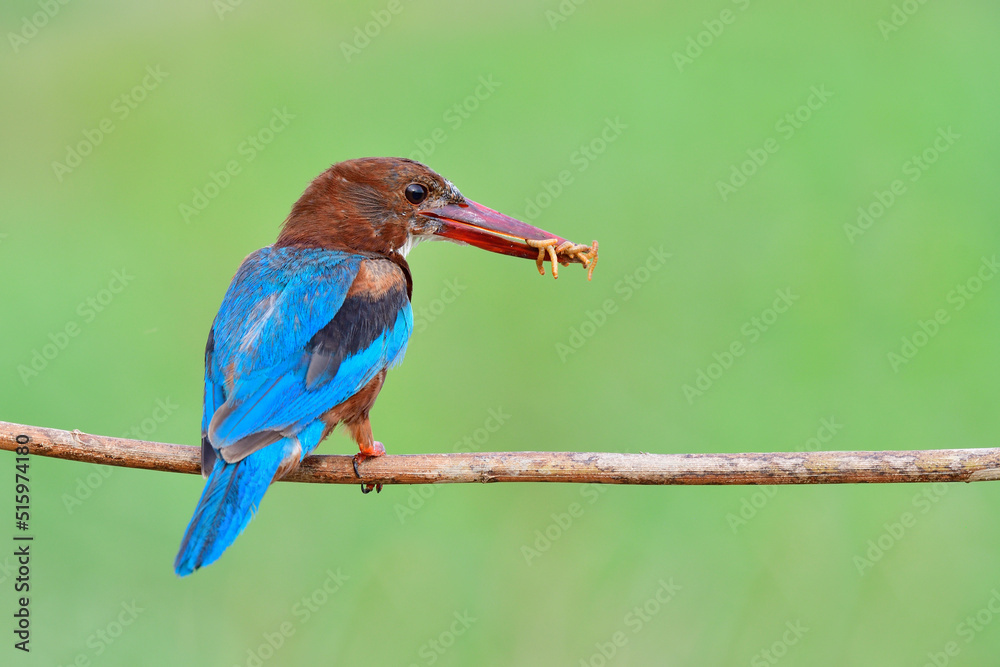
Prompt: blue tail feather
<box><xmin>174</xmin><ymin>439</ymin><xmax>291</xmax><ymax>576</ymax></box>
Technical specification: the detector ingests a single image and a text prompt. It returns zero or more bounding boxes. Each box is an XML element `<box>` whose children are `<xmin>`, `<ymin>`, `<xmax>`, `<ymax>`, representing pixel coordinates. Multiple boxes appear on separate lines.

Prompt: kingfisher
<box><xmin>174</xmin><ymin>157</ymin><xmax>597</xmax><ymax>576</ymax></box>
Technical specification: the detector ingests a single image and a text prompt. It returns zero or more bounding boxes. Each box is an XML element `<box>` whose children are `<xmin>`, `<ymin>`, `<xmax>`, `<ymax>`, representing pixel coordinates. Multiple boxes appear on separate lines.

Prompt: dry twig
<box><xmin>2</xmin><ymin>420</ymin><xmax>998</xmax><ymax>486</ymax></box>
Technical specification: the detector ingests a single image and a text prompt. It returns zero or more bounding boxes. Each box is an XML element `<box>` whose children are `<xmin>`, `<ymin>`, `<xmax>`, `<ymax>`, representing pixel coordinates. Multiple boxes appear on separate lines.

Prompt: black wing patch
<box><xmin>304</xmin><ymin>265</ymin><xmax>409</xmax><ymax>389</ymax></box>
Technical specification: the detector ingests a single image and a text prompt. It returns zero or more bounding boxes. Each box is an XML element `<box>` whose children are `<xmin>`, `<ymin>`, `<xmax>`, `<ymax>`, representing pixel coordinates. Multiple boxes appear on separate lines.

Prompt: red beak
<box><xmin>419</xmin><ymin>199</ymin><xmax>598</xmax><ymax>279</ymax></box>
<box><xmin>421</xmin><ymin>200</ymin><xmax>571</xmax><ymax>261</ymax></box>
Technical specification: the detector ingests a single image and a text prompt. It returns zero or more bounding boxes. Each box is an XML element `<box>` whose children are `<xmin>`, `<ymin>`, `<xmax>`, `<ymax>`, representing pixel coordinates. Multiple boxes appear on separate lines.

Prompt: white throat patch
<box><xmin>398</xmin><ymin>233</ymin><xmax>430</xmax><ymax>258</ymax></box>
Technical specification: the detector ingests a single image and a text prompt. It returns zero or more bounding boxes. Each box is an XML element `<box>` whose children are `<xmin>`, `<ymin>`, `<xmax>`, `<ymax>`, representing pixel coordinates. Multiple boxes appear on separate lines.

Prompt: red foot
<box><xmin>358</xmin><ymin>440</ymin><xmax>385</xmax><ymax>460</ymax></box>
<box><xmin>353</xmin><ymin>441</ymin><xmax>386</xmax><ymax>494</ymax></box>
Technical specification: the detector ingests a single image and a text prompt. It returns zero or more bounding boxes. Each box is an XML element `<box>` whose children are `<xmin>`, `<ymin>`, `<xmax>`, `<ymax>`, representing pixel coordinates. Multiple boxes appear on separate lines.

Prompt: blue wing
<box><xmin>179</xmin><ymin>248</ymin><xmax>411</xmax><ymax>575</ymax></box>
<box><xmin>201</xmin><ymin>247</ymin><xmax>412</xmax><ymax>465</ymax></box>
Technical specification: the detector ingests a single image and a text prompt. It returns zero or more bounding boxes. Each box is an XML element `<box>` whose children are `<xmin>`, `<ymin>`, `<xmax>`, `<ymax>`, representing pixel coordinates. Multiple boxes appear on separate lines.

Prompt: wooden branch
<box><xmin>2</xmin><ymin>420</ymin><xmax>999</xmax><ymax>485</ymax></box>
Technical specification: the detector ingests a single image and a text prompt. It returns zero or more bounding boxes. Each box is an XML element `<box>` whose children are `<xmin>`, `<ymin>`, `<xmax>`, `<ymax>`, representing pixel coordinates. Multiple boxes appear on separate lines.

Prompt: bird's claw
<box><xmin>525</xmin><ymin>238</ymin><xmax>599</xmax><ymax>280</ymax></box>
<box><xmin>353</xmin><ymin>441</ymin><xmax>386</xmax><ymax>495</ymax></box>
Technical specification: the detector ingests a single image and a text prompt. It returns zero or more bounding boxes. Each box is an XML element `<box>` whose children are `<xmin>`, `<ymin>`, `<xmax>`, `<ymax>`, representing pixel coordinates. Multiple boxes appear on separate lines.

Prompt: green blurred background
<box><xmin>2</xmin><ymin>0</ymin><xmax>1000</xmax><ymax>664</ymax></box>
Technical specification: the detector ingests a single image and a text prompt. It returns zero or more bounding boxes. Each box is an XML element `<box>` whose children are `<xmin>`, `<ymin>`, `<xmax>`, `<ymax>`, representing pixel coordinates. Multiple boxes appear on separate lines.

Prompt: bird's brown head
<box><xmin>277</xmin><ymin>157</ymin><xmax>597</xmax><ymax>276</ymax></box>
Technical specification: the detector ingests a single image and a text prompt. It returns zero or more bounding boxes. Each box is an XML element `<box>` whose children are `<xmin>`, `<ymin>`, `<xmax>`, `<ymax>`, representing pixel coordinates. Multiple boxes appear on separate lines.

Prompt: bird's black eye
<box><xmin>404</xmin><ymin>183</ymin><xmax>428</xmax><ymax>205</ymax></box>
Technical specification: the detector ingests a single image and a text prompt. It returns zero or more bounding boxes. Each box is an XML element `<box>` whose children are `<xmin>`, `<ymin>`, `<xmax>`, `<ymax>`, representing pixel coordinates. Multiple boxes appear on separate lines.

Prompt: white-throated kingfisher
<box><xmin>174</xmin><ymin>157</ymin><xmax>596</xmax><ymax>575</ymax></box>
